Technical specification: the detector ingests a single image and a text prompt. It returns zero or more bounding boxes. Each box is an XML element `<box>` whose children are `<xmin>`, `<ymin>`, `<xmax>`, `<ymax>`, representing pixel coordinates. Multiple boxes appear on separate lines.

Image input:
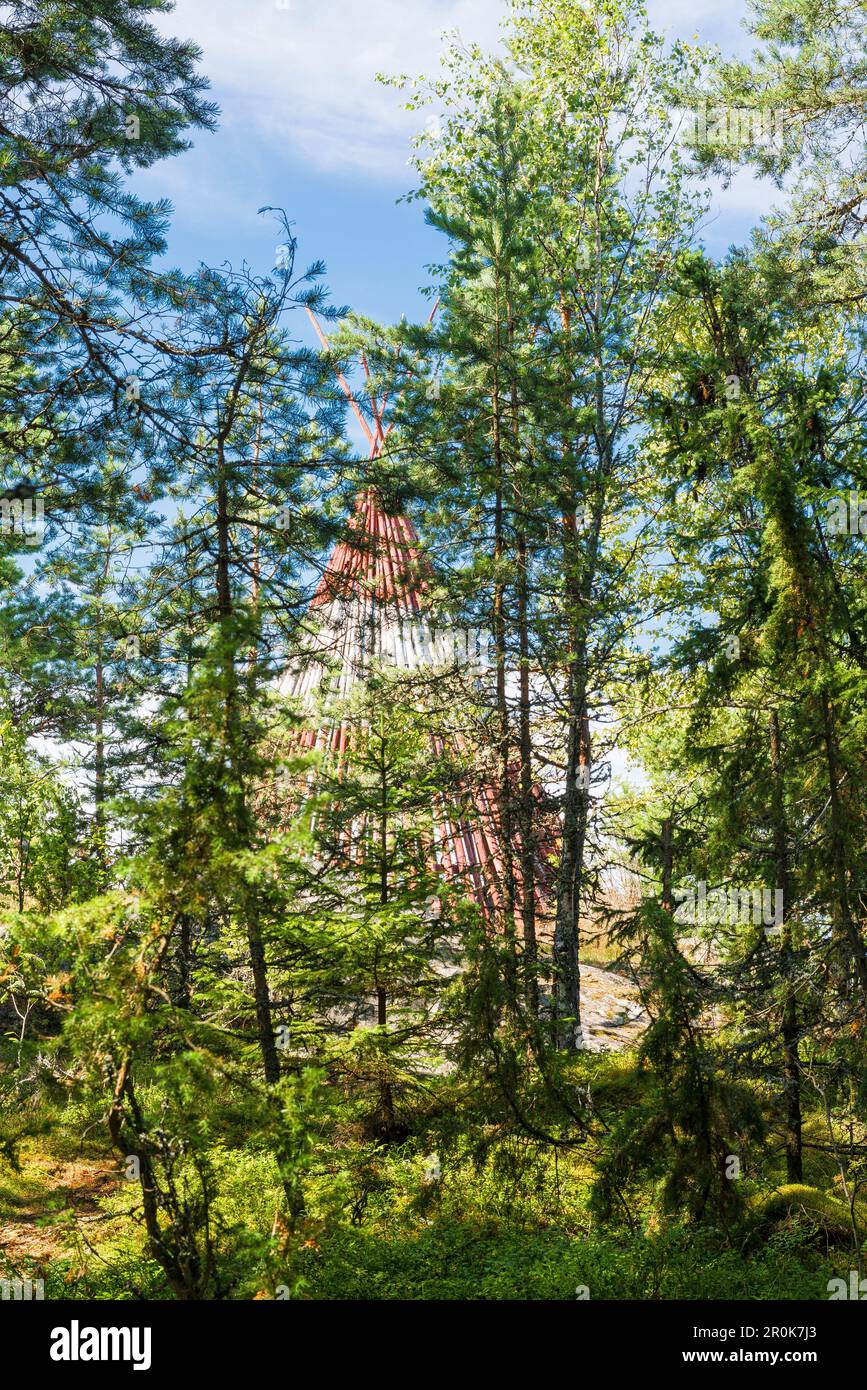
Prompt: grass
<box><xmin>298</xmin><ymin>1217</ymin><xmax>836</xmax><ymax>1301</ymax></box>
<box><xmin>1</xmin><ymin>1051</ymin><xmax>862</xmax><ymax>1302</ymax></box>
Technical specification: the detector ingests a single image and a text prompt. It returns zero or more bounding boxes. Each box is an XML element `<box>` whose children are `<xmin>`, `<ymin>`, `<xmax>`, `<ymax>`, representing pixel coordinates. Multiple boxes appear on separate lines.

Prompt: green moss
<box><xmin>753</xmin><ymin>1184</ymin><xmax>865</xmax><ymax>1242</ymax></box>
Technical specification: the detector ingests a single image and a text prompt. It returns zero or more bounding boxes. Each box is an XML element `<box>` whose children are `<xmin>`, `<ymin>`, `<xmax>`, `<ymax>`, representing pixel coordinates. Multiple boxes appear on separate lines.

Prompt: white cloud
<box><xmin>159</xmin><ymin>0</ymin><xmax>775</xmax><ymax>258</ymax></box>
<box><xmin>165</xmin><ymin>0</ymin><xmax>505</xmax><ymax>177</ymax></box>
<box><xmin>164</xmin><ymin>0</ymin><xmax>755</xmax><ymax>179</ymax></box>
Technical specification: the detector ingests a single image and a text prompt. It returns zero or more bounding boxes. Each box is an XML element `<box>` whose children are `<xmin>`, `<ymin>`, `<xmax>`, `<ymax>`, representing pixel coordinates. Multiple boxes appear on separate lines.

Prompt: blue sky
<box><xmin>134</xmin><ymin>0</ymin><xmax>785</xmax><ymax>338</ymax></box>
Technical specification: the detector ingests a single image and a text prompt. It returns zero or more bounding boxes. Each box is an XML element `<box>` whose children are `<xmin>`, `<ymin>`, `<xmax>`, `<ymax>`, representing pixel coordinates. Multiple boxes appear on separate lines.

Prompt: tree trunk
<box><xmin>515</xmin><ymin>524</ymin><xmax>539</xmax><ymax>1015</ymax></box>
<box><xmin>661</xmin><ymin>815</ymin><xmax>673</xmax><ymax>913</ymax></box>
<box><xmin>820</xmin><ymin>688</ymin><xmax>867</xmax><ymax>1008</ymax></box>
<box><xmin>174</xmin><ymin>912</ymin><xmax>193</xmax><ymax>1010</ymax></box>
<box><xmin>376</xmin><ymin>732</ymin><xmax>397</xmax><ymax>1136</ymax></box>
<box><xmin>769</xmin><ymin>710</ymin><xmax>803</xmax><ymax>1182</ymax></box>
<box><xmin>554</xmin><ymin>685</ymin><xmax>590</xmax><ymax>1050</ymax></box>
<box><xmin>215</xmin><ymin>439</ymin><xmax>280</xmax><ymax>1086</ymax></box>
<box><xmin>94</xmin><ymin>642</ymin><xmax>109</xmax><ymax>889</ymax></box>
<box><xmin>490</xmin><ymin>351</ymin><xmax>519</xmax><ymax>999</ymax></box>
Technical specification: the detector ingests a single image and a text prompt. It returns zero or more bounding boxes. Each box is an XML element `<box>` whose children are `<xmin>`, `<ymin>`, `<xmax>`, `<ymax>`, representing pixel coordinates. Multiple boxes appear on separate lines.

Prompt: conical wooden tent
<box><xmin>277</xmin><ymin>313</ymin><xmax>554</xmax><ymax>925</ymax></box>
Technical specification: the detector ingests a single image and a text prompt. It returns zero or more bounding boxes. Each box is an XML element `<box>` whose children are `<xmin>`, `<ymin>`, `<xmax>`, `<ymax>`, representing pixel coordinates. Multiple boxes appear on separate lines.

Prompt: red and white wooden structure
<box><xmin>278</xmin><ymin>312</ymin><xmax>551</xmax><ymax>924</ymax></box>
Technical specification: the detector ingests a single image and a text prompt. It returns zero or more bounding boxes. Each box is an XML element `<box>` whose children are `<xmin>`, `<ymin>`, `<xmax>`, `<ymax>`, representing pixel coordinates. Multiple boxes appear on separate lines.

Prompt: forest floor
<box><xmin>0</xmin><ymin>961</ymin><xmax>646</xmax><ymax>1273</ymax></box>
<box><xmin>0</xmin><ymin>1150</ymin><xmax>120</xmax><ymax>1272</ymax></box>
<box><xmin>0</xmin><ymin>1043</ymin><xmax>853</xmax><ymax>1301</ymax></box>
